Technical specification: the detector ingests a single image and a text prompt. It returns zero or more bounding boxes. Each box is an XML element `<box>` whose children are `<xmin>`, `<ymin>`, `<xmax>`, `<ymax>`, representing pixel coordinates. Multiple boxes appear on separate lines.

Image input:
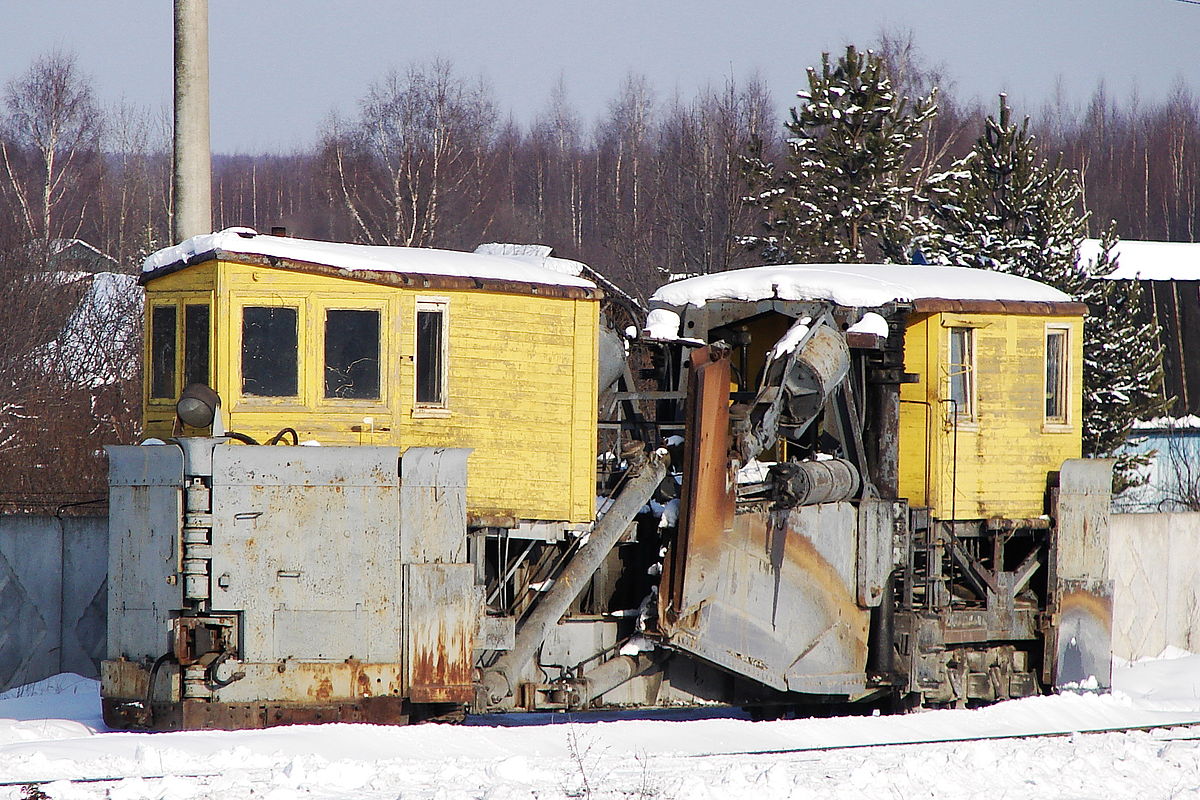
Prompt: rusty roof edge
<box><xmin>910</xmin><ymin>298</ymin><xmax>1089</xmax><ymax>316</ymax></box>
<box><xmin>143</xmin><ymin>249</ymin><xmax>603</xmax><ymax>300</ymax></box>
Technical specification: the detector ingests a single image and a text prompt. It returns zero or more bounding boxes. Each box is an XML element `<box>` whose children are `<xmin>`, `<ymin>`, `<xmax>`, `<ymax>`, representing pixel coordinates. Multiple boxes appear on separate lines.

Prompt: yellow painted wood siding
<box><xmin>898</xmin><ymin>311</ymin><xmax>1083</xmax><ymax>520</ymax></box>
<box><xmin>144</xmin><ymin>260</ymin><xmax>598</xmax><ymax>524</ymax></box>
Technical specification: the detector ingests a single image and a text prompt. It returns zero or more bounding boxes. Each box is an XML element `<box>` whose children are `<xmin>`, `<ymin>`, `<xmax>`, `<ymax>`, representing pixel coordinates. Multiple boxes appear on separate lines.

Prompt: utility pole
<box><xmin>173</xmin><ymin>0</ymin><xmax>212</xmax><ymax>243</ymax></box>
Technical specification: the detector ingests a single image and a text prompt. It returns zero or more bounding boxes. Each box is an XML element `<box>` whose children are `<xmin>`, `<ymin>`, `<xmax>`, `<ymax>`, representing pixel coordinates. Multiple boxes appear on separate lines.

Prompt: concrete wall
<box><xmin>0</xmin><ymin>515</ymin><xmax>107</xmax><ymax>692</ymax></box>
<box><xmin>1109</xmin><ymin>512</ymin><xmax>1200</xmax><ymax>660</ymax></box>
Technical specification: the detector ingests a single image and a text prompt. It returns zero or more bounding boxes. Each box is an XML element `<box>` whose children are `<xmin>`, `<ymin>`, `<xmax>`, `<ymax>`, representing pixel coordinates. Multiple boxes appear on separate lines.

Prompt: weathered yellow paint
<box><xmin>898</xmin><ymin>310</ymin><xmax>1083</xmax><ymax>520</ymax></box>
<box><xmin>143</xmin><ymin>259</ymin><xmax>598</xmax><ymax>524</ymax></box>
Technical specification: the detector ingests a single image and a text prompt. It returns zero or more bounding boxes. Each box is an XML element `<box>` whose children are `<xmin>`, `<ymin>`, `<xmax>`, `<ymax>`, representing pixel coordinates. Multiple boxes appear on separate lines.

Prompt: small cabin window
<box><xmin>242</xmin><ymin>306</ymin><xmax>298</xmax><ymax>397</ymax></box>
<box><xmin>1045</xmin><ymin>328</ymin><xmax>1069</xmax><ymax>424</ymax></box>
<box><xmin>415</xmin><ymin>301</ymin><xmax>447</xmax><ymax>407</ymax></box>
<box><xmin>324</xmin><ymin>309</ymin><xmax>381</xmax><ymax>399</ymax></box>
<box><xmin>948</xmin><ymin>326</ymin><xmax>975</xmax><ymax>420</ymax></box>
<box><xmin>184</xmin><ymin>304</ymin><xmax>210</xmax><ymax>387</ymax></box>
<box><xmin>150</xmin><ymin>305</ymin><xmax>177</xmax><ymax>399</ymax></box>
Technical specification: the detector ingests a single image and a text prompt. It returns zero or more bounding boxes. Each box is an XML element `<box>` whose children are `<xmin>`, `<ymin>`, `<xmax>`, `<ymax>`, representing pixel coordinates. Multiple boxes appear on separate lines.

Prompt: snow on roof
<box><xmin>1080</xmin><ymin>238</ymin><xmax>1200</xmax><ymax>281</ymax></box>
<box><xmin>143</xmin><ymin>228</ymin><xmax>597</xmax><ymax>290</ymax></box>
<box><xmin>473</xmin><ymin>242</ymin><xmax>588</xmax><ymax>278</ymax></box>
<box><xmin>650</xmin><ymin>263</ymin><xmax>1074</xmax><ymax>310</ymax></box>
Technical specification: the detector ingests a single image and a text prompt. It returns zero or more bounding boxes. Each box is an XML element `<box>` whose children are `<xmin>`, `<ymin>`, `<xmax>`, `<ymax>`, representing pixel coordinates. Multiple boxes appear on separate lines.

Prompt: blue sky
<box><xmin>3</xmin><ymin>0</ymin><xmax>1198</xmax><ymax>153</ymax></box>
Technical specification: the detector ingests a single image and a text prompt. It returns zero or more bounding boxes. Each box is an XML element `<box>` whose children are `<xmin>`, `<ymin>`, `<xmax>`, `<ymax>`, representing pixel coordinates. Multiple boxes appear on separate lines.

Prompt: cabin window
<box><xmin>324</xmin><ymin>309</ymin><xmax>381</xmax><ymax>399</ymax></box>
<box><xmin>947</xmin><ymin>326</ymin><xmax>975</xmax><ymax>420</ymax></box>
<box><xmin>150</xmin><ymin>305</ymin><xmax>177</xmax><ymax>399</ymax></box>
<box><xmin>1045</xmin><ymin>328</ymin><xmax>1069</xmax><ymax>424</ymax></box>
<box><xmin>242</xmin><ymin>306</ymin><xmax>298</xmax><ymax>397</ymax></box>
<box><xmin>183</xmin><ymin>304</ymin><xmax>210</xmax><ymax>388</ymax></box>
<box><xmin>415</xmin><ymin>300</ymin><xmax>447</xmax><ymax>407</ymax></box>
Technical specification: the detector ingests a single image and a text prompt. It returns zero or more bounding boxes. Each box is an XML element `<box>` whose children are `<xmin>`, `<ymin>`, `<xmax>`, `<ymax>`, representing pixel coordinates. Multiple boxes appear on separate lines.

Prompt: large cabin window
<box><xmin>324</xmin><ymin>309</ymin><xmax>381</xmax><ymax>399</ymax></box>
<box><xmin>1045</xmin><ymin>327</ymin><xmax>1069</xmax><ymax>424</ymax></box>
<box><xmin>415</xmin><ymin>300</ymin><xmax>447</xmax><ymax>407</ymax></box>
<box><xmin>242</xmin><ymin>306</ymin><xmax>298</xmax><ymax>397</ymax></box>
<box><xmin>184</xmin><ymin>304</ymin><xmax>210</xmax><ymax>387</ymax></box>
<box><xmin>947</xmin><ymin>326</ymin><xmax>975</xmax><ymax>421</ymax></box>
<box><xmin>150</xmin><ymin>305</ymin><xmax>177</xmax><ymax>399</ymax></box>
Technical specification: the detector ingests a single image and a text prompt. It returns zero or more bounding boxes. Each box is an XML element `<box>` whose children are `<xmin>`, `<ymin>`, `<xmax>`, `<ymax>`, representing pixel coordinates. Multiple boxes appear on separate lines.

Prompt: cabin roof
<box><xmin>142</xmin><ymin>228</ymin><xmax>600</xmax><ymax>300</ymax></box>
<box><xmin>649</xmin><ymin>263</ymin><xmax>1084</xmax><ymax>315</ymax></box>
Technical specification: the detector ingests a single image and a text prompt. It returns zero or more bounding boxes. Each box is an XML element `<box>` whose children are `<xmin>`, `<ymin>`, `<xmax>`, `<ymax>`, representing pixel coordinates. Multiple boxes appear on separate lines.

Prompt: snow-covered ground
<box><xmin>2</xmin><ymin>652</ymin><xmax>1199</xmax><ymax>799</ymax></box>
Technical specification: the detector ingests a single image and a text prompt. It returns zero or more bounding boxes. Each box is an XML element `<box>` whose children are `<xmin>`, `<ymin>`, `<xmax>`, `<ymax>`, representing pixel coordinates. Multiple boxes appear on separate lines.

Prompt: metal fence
<box><xmin>0</xmin><ymin>515</ymin><xmax>107</xmax><ymax>692</ymax></box>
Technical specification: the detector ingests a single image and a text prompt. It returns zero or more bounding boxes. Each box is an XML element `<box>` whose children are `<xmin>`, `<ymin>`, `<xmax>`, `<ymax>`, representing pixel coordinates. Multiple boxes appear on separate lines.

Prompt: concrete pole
<box><xmin>173</xmin><ymin>0</ymin><xmax>212</xmax><ymax>243</ymax></box>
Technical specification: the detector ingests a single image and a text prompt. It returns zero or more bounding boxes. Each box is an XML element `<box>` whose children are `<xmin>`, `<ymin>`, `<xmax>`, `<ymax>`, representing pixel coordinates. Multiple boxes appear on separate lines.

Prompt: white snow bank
<box><xmin>1082</xmin><ymin>237</ymin><xmax>1200</xmax><ymax>280</ymax></box>
<box><xmin>1</xmin><ymin>654</ymin><xmax>1198</xmax><ymax>798</ymax></box>
<box><xmin>143</xmin><ymin>228</ymin><xmax>597</xmax><ymax>290</ymax></box>
<box><xmin>650</xmin><ymin>263</ymin><xmax>1073</xmax><ymax>310</ymax></box>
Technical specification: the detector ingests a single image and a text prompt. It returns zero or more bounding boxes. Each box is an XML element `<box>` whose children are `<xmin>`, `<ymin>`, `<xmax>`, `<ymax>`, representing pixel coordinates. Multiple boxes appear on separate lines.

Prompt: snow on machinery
<box><xmin>101</xmin><ymin>232</ymin><xmax>1113</xmax><ymax>729</ymax></box>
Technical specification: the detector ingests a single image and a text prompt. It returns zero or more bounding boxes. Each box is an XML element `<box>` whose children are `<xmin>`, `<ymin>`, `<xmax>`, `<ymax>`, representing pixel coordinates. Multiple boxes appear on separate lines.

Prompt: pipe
<box><xmin>572</xmin><ymin>652</ymin><xmax>662</xmax><ymax>707</ymax></box>
<box><xmin>173</xmin><ymin>0</ymin><xmax>212</xmax><ymax>242</ymax></box>
<box><xmin>479</xmin><ymin>448</ymin><xmax>669</xmax><ymax>705</ymax></box>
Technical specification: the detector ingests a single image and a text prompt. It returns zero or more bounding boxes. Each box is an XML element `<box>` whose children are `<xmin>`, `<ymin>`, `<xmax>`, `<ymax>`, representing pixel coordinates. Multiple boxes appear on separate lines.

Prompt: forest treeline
<box><xmin>0</xmin><ymin>36</ymin><xmax>1193</xmax><ymax>507</ymax></box>
<box><xmin>4</xmin><ymin>38</ymin><xmax>1200</xmax><ymax>296</ymax></box>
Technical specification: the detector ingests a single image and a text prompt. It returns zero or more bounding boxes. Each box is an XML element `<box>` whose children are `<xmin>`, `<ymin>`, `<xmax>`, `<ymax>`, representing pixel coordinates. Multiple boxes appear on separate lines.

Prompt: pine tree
<box><xmin>739</xmin><ymin>45</ymin><xmax>936</xmax><ymax>264</ymax></box>
<box><xmin>920</xmin><ymin>97</ymin><xmax>1167</xmax><ymax>487</ymax></box>
<box><xmin>1080</xmin><ymin>224</ymin><xmax>1166</xmax><ymax>489</ymax></box>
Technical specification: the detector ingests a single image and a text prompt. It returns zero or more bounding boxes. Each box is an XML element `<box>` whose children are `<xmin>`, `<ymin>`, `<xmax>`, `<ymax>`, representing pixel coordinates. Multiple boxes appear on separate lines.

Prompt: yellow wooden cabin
<box><xmin>140</xmin><ymin>228</ymin><xmax>601</xmax><ymax>528</ymax></box>
<box><xmin>646</xmin><ymin>263</ymin><xmax>1086</xmax><ymax>522</ymax></box>
<box><xmin>896</xmin><ymin>297</ymin><xmax>1084</xmax><ymax>521</ymax></box>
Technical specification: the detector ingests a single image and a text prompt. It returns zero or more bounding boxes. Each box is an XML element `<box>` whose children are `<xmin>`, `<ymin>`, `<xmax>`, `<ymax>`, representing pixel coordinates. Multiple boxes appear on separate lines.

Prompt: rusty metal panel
<box><xmin>1052</xmin><ymin>578</ymin><xmax>1114</xmax><ymax>690</ymax></box>
<box><xmin>664</xmin><ymin>503</ymin><xmax>869</xmax><ymax>695</ymax></box>
<box><xmin>106</xmin><ymin>445</ymin><xmax>184</xmax><ymax>661</ymax></box>
<box><xmin>1049</xmin><ymin>458</ymin><xmax>1114</xmax><ymax>689</ymax></box>
<box><xmin>404</xmin><ymin>563</ymin><xmax>475</xmax><ymax>703</ymax></box>
<box><xmin>856</xmin><ymin>499</ymin><xmax>900</xmax><ymax>607</ymax></box>
<box><xmin>664</xmin><ymin>347</ymin><xmax>735</xmax><ymax>620</ymax></box>
<box><xmin>208</xmin><ymin>446</ymin><xmax>402</xmax><ymax>663</ymax></box>
<box><xmin>1056</xmin><ymin>458</ymin><xmax>1114</xmax><ymax>580</ymax></box>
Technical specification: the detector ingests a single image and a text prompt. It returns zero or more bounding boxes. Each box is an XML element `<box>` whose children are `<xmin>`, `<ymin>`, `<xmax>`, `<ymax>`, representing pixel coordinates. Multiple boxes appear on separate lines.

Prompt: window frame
<box><xmin>946</xmin><ymin>325</ymin><xmax>977</xmax><ymax>424</ymax></box>
<box><xmin>413</xmin><ymin>297</ymin><xmax>450</xmax><ymax>415</ymax></box>
<box><xmin>319</xmin><ymin>302</ymin><xmax>387</xmax><ymax>405</ymax></box>
<box><xmin>234</xmin><ymin>299</ymin><xmax>306</xmax><ymax>406</ymax></box>
<box><xmin>146</xmin><ymin>295</ymin><xmax>213</xmax><ymax>405</ymax></box>
<box><xmin>1044</xmin><ymin>324</ymin><xmax>1071</xmax><ymax>428</ymax></box>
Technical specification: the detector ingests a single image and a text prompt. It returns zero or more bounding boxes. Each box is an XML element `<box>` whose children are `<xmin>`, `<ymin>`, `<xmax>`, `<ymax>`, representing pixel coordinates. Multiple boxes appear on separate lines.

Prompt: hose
<box><xmin>141</xmin><ymin>650</ymin><xmax>177</xmax><ymax>728</ymax></box>
<box><xmin>205</xmin><ymin>650</ymin><xmax>245</xmax><ymax>688</ymax></box>
<box><xmin>266</xmin><ymin>428</ymin><xmax>299</xmax><ymax>446</ymax></box>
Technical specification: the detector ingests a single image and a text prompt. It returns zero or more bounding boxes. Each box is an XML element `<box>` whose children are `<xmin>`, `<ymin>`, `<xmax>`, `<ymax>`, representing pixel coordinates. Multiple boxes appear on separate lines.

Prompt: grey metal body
<box><xmin>103</xmin><ymin>442</ymin><xmax>474</xmax><ymax>728</ymax></box>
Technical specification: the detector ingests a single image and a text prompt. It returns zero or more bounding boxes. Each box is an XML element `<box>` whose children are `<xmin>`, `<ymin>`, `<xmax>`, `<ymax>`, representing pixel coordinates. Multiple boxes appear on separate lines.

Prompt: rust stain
<box><xmin>314</xmin><ymin>677</ymin><xmax>333</xmax><ymax>703</ymax></box>
<box><xmin>741</xmin><ymin>509</ymin><xmax>869</xmax><ymax>656</ymax></box>
<box><xmin>666</xmin><ymin>346</ymin><xmax>736</xmax><ymax>618</ymax></box>
<box><xmin>409</xmin><ymin>628</ymin><xmax>472</xmax><ymax>703</ymax></box>
<box><xmin>1060</xmin><ymin>589</ymin><xmax>1114</xmax><ymax>634</ymax></box>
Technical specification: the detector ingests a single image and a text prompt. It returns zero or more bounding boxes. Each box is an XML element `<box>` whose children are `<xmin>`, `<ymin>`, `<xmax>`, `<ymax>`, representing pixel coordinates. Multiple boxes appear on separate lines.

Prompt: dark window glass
<box><xmin>1046</xmin><ymin>330</ymin><xmax>1067</xmax><ymax>422</ymax></box>
<box><xmin>416</xmin><ymin>308</ymin><xmax>444</xmax><ymax>405</ymax></box>
<box><xmin>184</xmin><ymin>304</ymin><xmax>210</xmax><ymax>387</ymax></box>
<box><xmin>242</xmin><ymin>306</ymin><xmax>298</xmax><ymax>397</ymax></box>
<box><xmin>324</xmin><ymin>310</ymin><xmax>380</xmax><ymax>399</ymax></box>
<box><xmin>150</xmin><ymin>305</ymin><xmax>177</xmax><ymax>399</ymax></box>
